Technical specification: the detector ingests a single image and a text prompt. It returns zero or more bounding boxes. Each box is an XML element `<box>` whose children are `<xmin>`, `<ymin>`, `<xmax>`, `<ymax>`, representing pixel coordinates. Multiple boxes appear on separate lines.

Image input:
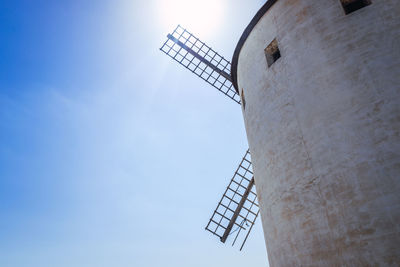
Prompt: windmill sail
<box><xmin>160</xmin><ymin>25</ymin><xmax>241</xmax><ymax>104</ymax></box>
<box><xmin>160</xmin><ymin>26</ymin><xmax>259</xmax><ymax>251</ymax></box>
<box><xmin>205</xmin><ymin>150</ymin><xmax>259</xmax><ymax>250</ymax></box>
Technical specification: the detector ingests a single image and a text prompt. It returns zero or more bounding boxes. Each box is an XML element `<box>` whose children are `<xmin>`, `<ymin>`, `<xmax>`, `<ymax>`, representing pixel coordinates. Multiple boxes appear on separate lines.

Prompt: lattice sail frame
<box><xmin>160</xmin><ymin>25</ymin><xmax>241</xmax><ymax>104</ymax></box>
<box><xmin>205</xmin><ymin>150</ymin><xmax>259</xmax><ymax>250</ymax></box>
<box><xmin>160</xmin><ymin>25</ymin><xmax>259</xmax><ymax>251</ymax></box>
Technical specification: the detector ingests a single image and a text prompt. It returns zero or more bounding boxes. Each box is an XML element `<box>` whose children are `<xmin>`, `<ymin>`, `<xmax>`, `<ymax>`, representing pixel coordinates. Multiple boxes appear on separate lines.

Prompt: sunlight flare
<box><xmin>157</xmin><ymin>0</ymin><xmax>226</xmax><ymax>38</ymax></box>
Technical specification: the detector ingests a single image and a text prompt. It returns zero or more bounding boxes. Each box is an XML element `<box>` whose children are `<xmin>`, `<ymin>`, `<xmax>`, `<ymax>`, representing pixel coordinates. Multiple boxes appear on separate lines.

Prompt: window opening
<box><xmin>241</xmin><ymin>89</ymin><xmax>246</xmax><ymax>111</ymax></box>
<box><xmin>265</xmin><ymin>39</ymin><xmax>281</xmax><ymax>67</ymax></box>
<box><xmin>340</xmin><ymin>0</ymin><xmax>371</xmax><ymax>14</ymax></box>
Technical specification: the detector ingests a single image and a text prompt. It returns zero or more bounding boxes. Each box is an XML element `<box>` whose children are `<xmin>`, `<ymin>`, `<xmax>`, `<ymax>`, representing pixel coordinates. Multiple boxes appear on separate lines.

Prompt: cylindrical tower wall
<box><xmin>236</xmin><ymin>0</ymin><xmax>400</xmax><ymax>265</ymax></box>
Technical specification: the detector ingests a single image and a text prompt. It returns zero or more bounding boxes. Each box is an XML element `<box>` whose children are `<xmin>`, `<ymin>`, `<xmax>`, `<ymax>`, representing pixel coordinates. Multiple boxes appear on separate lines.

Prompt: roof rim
<box><xmin>231</xmin><ymin>0</ymin><xmax>279</xmax><ymax>93</ymax></box>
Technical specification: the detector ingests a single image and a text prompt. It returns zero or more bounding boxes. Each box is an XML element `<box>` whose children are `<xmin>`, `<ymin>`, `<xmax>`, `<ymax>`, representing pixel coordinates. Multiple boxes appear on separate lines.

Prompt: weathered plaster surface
<box><xmin>237</xmin><ymin>0</ymin><xmax>400</xmax><ymax>265</ymax></box>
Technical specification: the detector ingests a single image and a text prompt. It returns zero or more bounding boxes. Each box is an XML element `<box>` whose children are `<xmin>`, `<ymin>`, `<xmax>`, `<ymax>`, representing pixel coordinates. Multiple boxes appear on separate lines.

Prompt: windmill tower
<box><xmin>161</xmin><ymin>0</ymin><xmax>400</xmax><ymax>265</ymax></box>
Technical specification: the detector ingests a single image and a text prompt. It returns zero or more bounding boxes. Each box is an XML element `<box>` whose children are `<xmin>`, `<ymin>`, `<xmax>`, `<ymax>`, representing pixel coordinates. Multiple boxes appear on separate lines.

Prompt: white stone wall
<box><xmin>237</xmin><ymin>0</ymin><xmax>400</xmax><ymax>265</ymax></box>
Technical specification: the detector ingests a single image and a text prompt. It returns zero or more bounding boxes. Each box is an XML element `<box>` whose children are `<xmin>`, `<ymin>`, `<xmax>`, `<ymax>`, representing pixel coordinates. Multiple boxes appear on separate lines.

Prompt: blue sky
<box><xmin>0</xmin><ymin>0</ymin><xmax>269</xmax><ymax>266</ymax></box>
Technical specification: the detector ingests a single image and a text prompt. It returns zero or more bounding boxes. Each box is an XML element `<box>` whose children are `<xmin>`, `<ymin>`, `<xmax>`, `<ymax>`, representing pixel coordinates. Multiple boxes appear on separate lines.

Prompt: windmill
<box><xmin>160</xmin><ymin>25</ymin><xmax>259</xmax><ymax>251</ymax></box>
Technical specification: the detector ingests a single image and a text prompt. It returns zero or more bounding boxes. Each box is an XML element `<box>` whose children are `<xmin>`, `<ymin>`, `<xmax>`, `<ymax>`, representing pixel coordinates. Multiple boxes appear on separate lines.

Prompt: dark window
<box><xmin>265</xmin><ymin>39</ymin><xmax>281</xmax><ymax>67</ymax></box>
<box><xmin>340</xmin><ymin>0</ymin><xmax>371</xmax><ymax>14</ymax></box>
<box><xmin>241</xmin><ymin>89</ymin><xmax>246</xmax><ymax>110</ymax></box>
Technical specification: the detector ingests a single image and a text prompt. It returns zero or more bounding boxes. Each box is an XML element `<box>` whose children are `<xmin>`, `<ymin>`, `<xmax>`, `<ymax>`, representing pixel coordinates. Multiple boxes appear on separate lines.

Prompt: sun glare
<box><xmin>157</xmin><ymin>0</ymin><xmax>226</xmax><ymax>38</ymax></box>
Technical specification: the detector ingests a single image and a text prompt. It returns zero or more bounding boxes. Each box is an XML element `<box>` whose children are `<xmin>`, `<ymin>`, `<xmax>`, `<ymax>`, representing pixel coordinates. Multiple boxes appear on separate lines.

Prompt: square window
<box><xmin>194</xmin><ymin>41</ymin><xmax>202</xmax><ymax>49</ymax></box>
<box><xmin>211</xmin><ymin>59</ymin><xmax>219</xmax><ymax>66</ymax></box>
<box><xmin>182</xmin><ymin>31</ymin><xmax>190</xmax><ymax>39</ymax></box>
<box><xmin>178</xmin><ymin>35</ymin><xmax>186</xmax><ymax>42</ymax></box>
<box><xmin>178</xmin><ymin>51</ymin><xmax>187</xmax><ymax>58</ymax></box>
<box><xmin>182</xmin><ymin>58</ymin><xmax>190</xmax><ymax>66</ymax></box>
<box><xmin>225</xmin><ymin>189</ymin><xmax>234</xmax><ymax>198</ymax></box>
<box><xmin>175</xmin><ymin>54</ymin><xmax>183</xmax><ymax>62</ymax></box>
<box><xmin>221</xmin><ymin>59</ymin><xmax>229</xmax><ymax>67</ymax></box>
<box><xmin>199</xmin><ymin>62</ymin><xmax>207</xmax><ymax>70</ymax></box>
<box><xmin>189</xmin><ymin>64</ymin><xmax>197</xmax><ymax>72</ymax></box>
<box><xmin>229</xmin><ymin>202</ymin><xmax>238</xmax><ymax>210</ymax></box>
<box><xmin>160</xmin><ymin>46</ymin><xmax>169</xmax><ymax>53</ymax></box>
<box><xmin>172</xmin><ymin>46</ymin><xmax>180</xmax><ymax>53</ymax></box>
<box><xmin>239</xmin><ymin>209</ymin><xmax>248</xmax><ymax>218</ymax></box>
<box><xmin>192</xmin><ymin>46</ymin><xmax>200</xmax><ymax>54</ymax></box>
<box><xmin>204</xmin><ymin>66</ymin><xmax>212</xmax><ymax>75</ymax></box>
<box><xmin>214</xmin><ymin>213</ymin><xmax>222</xmax><ymax>222</ymax></box>
<box><xmin>237</xmin><ymin>187</ymin><xmax>245</xmax><ymax>196</ymax></box>
<box><xmin>247</xmin><ymin>213</ymin><xmax>256</xmax><ymax>222</ymax></box>
<box><xmin>251</xmin><ymin>205</ymin><xmax>258</xmax><ymax>213</ymax></box>
<box><xmin>208</xmin><ymin>222</ymin><xmax>217</xmax><ymax>232</ymax></box>
<box><xmin>189</xmin><ymin>36</ymin><xmax>197</xmax><ymax>43</ymax></box>
<box><xmin>233</xmin><ymin>193</ymin><xmax>242</xmax><ymax>203</ymax></box>
<box><xmin>186</xmin><ymin>54</ymin><xmax>194</xmax><ymax>61</ymax></box>
<box><xmin>341</xmin><ymin>0</ymin><xmax>371</xmax><ymax>15</ymax></box>
<box><xmin>175</xmin><ymin>27</ymin><xmax>184</xmax><ymax>35</ymax></box>
<box><xmin>217</xmin><ymin>205</ymin><xmax>226</xmax><ymax>214</ymax></box>
<box><xmin>192</xmin><ymin>58</ymin><xmax>200</xmax><ymax>66</ymax></box>
<box><xmin>238</xmin><ymin>166</ymin><xmax>246</xmax><ymax>176</ymax></box>
<box><xmin>221</xmin><ymin>218</ymin><xmax>229</xmax><ymax>226</ymax></box>
<box><xmin>265</xmin><ymin>39</ymin><xmax>281</xmax><ymax>67</ymax></box>
<box><xmin>199</xmin><ymin>50</ymin><xmax>206</xmax><ymax>58</ymax></box>
<box><xmin>195</xmin><ymin>68</ymin><xmax>202</xmax><ymax>75</ymax></box>
<box><xmin>222</xmin><ymin>196</ymin><xmax>230</xmax><ymax>206</ymax></box>
<box><xmin>217</xmin><ymin>76</ymin><xmax>225</xmax><ymax>83</ymax></box>
<box><xmin>243</xmin><ymin>160</ymin><xmax>251</xmax><ymax>169</ymax></box>
<box><xmin>208</xmin><ymin>50</ymin><xmax>216</xmax><ymax>58</ymax></box>
<box><xmin>225</xmin><ymin>210</ymin><xmax>233</xmax><ymax>219</ymax></box>
<box><xmin>211</xmin><ymin>72</ymin><xmax>219</xmax><ymax>79</ymax></box>
<box><xmin>216</xmin><ymin>227</ymin><xmax>225</xmax><ymax>236</ymax></box>
<box><xmin>169</xmin><ymin>51</ymin><xmax>178</xmax><ymax>58</ymax></box>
